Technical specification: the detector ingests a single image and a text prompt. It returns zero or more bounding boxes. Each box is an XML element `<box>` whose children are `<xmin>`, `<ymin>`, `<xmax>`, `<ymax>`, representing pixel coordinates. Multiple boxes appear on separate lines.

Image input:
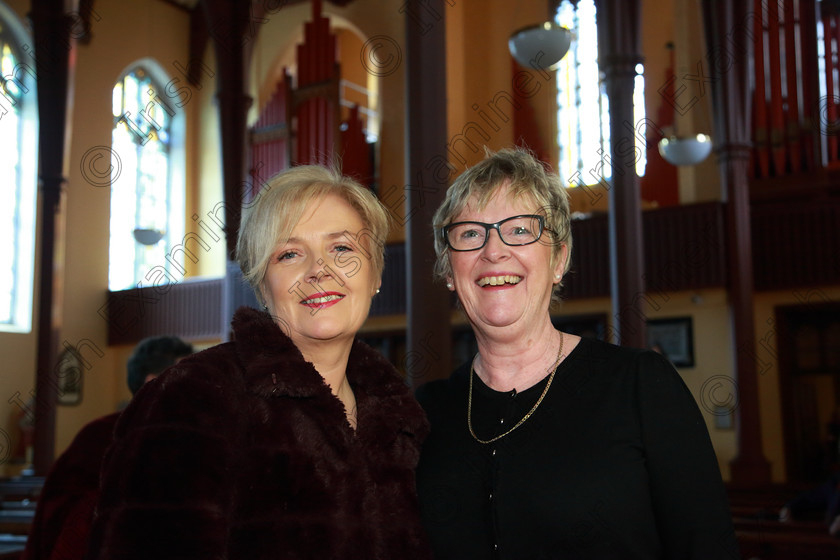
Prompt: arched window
<box><xmin>0</xmin><ymin>9</ymin><xmax>38</xmax><ymax>333</ymax></box>
<box><xmin>109</xmin><ymin>65</ymin><xmax>185</xmax><ymax>291</ymax></box>
<box><xmin>555</xmin><ymin>0</ymin><xmax>646</xmax><ymax>186</ymax></box>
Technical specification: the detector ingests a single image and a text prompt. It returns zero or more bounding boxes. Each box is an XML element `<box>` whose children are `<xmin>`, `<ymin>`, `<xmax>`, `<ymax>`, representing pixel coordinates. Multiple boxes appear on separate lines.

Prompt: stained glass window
<box><xmin>0</xmin><ymin>21</ymin><xmax>37</xmax><ymax>332</ymax></box>
<box><xmin>109</xmin><ymin>67</ymin><xmax>182</xmax><ymax>291</ymax></box>
<box><xmin>555</xmin><ymin>0</ymin><xmax>646</xmax><ymax>187</ymax></box>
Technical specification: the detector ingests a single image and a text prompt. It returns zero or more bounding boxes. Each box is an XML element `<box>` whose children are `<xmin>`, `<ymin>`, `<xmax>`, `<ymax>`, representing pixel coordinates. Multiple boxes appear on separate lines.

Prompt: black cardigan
<box><xmin>416</xmin><ymin>337</ymin><xmax>739</xmax><ymax>559</ymax></box>
<box><xmin>87</xmin><ymin>307</ymin><xmax>431</xmax><ymax>560</ymax></box>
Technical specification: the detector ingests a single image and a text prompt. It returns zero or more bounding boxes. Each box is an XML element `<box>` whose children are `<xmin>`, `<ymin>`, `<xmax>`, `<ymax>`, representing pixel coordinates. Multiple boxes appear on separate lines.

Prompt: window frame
<box><xmin>108</xmin><ymin>60</ymin><xmax>186</xmax><ymax>292</ymax></box>
<box><xmin>555</xmin><ymin>0</ymin><xmax>646</xmax><ymax>188</ymax></box>
<box><xmin>0</xmin><ymin>4</ymin><xmax>39</xmax><ymax>333</ymax></box>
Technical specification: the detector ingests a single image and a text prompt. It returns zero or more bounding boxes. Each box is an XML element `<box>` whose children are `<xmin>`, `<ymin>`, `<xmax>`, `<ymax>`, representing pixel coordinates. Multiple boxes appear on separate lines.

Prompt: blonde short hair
<box><xmin>432</xmin><ymin>147</ymin><xmax>572</xmax><ymax>301</ymax></box>
<box><xmin>236</xmin><ymin>165</ymin><xmax>390</xmax><ymax>300</ymax></box>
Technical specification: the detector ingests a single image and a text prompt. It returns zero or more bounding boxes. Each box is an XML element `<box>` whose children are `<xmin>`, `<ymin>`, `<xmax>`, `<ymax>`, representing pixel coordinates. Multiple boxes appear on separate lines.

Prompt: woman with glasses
<box><xmin>415</xmin><ymin>147</ymin><xmax>738</xmax><ymax>559</ymax></box>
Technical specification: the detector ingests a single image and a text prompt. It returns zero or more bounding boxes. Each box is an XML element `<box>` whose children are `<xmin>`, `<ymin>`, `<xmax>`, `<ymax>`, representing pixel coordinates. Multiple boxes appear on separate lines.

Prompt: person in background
<box><xmin>415</xmin><ymin>147</ymin><xmax>739</xmax><ymax>559</ymax></box>
<box><xmin>779</xmin><ymin>471</ymin><xmax>840</xmax><ymax>536</ymax></box>
<box><xmin>22</xmin><ymin>336</ymin><xmax>193</xmax><ymax>560</ymax></box>
<box><xmin>86</xmin><ymin>165</ymin><xmax>431</xmax><ymax>560</ymax></box>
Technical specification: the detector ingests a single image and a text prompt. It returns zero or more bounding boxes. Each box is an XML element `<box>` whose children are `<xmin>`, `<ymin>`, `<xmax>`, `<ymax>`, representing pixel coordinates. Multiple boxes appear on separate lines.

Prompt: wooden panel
<box><xmin>752</xmin><ymin>200</ymin><xmax>840</xmax><ymax>290</ymax></box>
<box><xmin>562</xmin><ymin>203</ymin><xmax>727</xmax><ymax>300</ymax></box>
<box><xmin>104</xmin><ymin>278</ymin><xmax>224</xmax><ymax>345</ymax></box>
<box><xmin>562</xmin><ymin>213</ymin><xmax>610</xmax><ymax>299</ymax></box>
<box><xmin>644</xmin><ymin>202</ymin><xmax>727</xmax><ymax>292</ymax></box>
<box><xmin>370</xmin><ymin>244</ymin><xmax>407</xmax><ymax>316</ymax></box>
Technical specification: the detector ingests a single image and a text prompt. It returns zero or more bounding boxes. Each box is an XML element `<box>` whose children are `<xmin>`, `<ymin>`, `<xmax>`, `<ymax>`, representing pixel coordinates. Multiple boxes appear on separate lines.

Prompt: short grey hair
<box><xmin>432</xmin><ymin>147</ymin><xmax>572</xmax><ymax>301</ymax></box>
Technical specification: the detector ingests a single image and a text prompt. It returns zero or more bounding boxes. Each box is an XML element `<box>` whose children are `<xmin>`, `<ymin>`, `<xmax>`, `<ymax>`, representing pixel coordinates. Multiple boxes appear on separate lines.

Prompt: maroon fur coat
<box><xmin>86</xmin><ymin>307</ymin><xmax>431</xmax><ymax>560</ymax></box>
<box><xmin>22</xmin><ymin>412</ymin><xmax>119</xmax><ymax>560</ymax></box>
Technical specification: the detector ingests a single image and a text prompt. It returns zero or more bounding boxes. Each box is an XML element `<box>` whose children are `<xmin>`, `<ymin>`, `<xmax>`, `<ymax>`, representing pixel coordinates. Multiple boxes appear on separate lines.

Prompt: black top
<box><xmin>416</xmin><ymin>337</ymin><xmax>739</xmax><ymax>560</ymax></box>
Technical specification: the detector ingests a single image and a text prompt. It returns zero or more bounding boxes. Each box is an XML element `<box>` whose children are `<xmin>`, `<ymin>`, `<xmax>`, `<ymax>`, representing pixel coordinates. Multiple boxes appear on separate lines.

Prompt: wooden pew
<box><xmin>0</xmin><ymin>478</ymin><xmax>44</xmax><ymax>503</ymax></box>
<box><xmin>727</xmin><ymin>484</ymin><xmax>840</xmax><ymax>559</ymax></box>
<box><xmin>736</xmin><ymin>529</ymin><xmax>840</xmax><ymax>560</ymax></box>
<box><xmin>734</xmin><ymin>514</ymin><xmax>840</xmax><ymax>560</ymax></box>
<box><xmin>0</xmin><ymin>477</ymin><xmax>44</xmax><ymax>560</ymax></box>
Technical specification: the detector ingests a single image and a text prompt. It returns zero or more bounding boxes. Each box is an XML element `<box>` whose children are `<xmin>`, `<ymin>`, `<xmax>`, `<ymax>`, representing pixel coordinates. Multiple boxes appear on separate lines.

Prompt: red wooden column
<box><xmin>203</xmin><ymin>0</ymin><xmax>255</xmax><ymax>337</ymax></box>
<box><xmin>593</xmin><ymin>0</ymin><xmax>647</xmax><ymax>349</ymax></box>
<box><xmin>30</xmin><ymin>0</ymin><xmax>78</xmax><ymax>475</ymax></box>
<box><xmin>702</xmin><ymin>0</ymin><xmax>771</xmax><ymax>487</ymax></box>
<box><xmin>202</xmin><ymin>0</ymin><xmax>253</xmax><ymax>260</ymax></box>
<box><xmin>405</xmin><ymin>0</ymin><xmax>451</xmax><ymax>386</ymax></box>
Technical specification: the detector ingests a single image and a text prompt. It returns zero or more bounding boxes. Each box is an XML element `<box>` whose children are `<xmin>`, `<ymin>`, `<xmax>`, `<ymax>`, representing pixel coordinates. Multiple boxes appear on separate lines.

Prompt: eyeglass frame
<box><xmin>440</xmin><ymin>214</ymin><xmax>556</xmax><ymax>252</ymax></box>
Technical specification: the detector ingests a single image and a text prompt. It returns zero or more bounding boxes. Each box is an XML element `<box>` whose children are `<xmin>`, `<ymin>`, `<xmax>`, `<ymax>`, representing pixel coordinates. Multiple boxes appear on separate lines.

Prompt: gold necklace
<box><xmin>467</xmin><ymin>331</ymin><xmax>564</xmax><ymax>444</ymax></box>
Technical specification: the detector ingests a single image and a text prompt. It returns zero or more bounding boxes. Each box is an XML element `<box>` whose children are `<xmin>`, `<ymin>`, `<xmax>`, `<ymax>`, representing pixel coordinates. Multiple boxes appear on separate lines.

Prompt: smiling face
<box><xmin>447</xmin><ymin>183</ymin><xmax>566</xmax><ymax>337</ymax></box>
<box><xmin>261</xmin><ymin>193</ymin><xmax>380</xmax><ymax>351</ymax></box>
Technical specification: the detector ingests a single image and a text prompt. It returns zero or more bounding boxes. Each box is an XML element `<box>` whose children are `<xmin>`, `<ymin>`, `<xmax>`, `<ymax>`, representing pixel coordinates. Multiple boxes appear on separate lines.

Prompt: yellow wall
<box><xmin>0</xmin><ymin>0</ymin><xmax>196</xmax><ymax>470</ymax></box>
<box><xmin>446</xmin><ymin>0</ymin><xmax>555</xmax><ymax>171</ymax></box>
<box><xmin>194</xmin><ymin>44</ymin><xmax>226</xmax><ymax>278</ymax></box>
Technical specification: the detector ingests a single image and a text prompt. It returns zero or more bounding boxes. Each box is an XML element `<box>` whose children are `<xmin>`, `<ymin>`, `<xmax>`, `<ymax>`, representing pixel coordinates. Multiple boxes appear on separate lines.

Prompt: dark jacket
<box><xmin>22</xmin><ymin>413</ymin><xmax>119</xmax><ymax>560</ymax></box>
<box><xmin>87</xmin><ymin>307</ymin><xmax>431</xmax><ymax>560</ymax></box>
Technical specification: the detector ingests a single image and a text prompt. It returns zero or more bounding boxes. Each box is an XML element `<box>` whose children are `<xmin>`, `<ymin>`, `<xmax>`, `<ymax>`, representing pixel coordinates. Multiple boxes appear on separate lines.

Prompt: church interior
<box><xmin>1</xmin><ymin>0</ymin><xmax>839</xmax><ymax>557</ymax></box>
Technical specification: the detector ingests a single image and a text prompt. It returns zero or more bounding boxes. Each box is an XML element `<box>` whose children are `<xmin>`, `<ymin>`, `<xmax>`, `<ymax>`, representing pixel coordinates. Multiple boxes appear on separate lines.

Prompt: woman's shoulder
<box><xmin>570</xmin><ymin>336</ymin><xmax>673</xmax><ymax>373</ymax></box>
<box><xmin>569</xmin><ymin>335</ymin><xmax>640</xmax><ymax>360</ymax></box>
<box><xmin>542</xmin><ymin>336</ymin><xmax>684</xmax><ymax>404</ymax></box>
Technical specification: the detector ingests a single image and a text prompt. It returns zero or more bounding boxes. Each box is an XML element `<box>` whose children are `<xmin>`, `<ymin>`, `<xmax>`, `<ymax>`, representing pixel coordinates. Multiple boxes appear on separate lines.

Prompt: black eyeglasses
<box><xmin>441</xmin><ymin>215</ymin><xmax>553</xmax><ymax>252</ymax></box>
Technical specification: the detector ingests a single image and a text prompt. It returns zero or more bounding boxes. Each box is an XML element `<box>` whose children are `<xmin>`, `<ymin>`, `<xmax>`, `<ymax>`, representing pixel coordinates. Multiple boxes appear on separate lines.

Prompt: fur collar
<box><xmin>230</xmin><ymin>307</ymin><xmax>427</xmax><ymax>438</ymax></box>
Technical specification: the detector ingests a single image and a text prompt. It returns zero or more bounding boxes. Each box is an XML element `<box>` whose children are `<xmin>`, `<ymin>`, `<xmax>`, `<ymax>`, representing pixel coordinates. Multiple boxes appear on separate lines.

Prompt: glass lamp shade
<box><xmin>133</xmin><ymin>228</ymin><xmax>165</xmax><ymax>246</ymax></box>
<box><xmin>658</xmin><ymin>134</ymin><xmax>713</xmax><ymax>166</ymax></box>
<box><xmin>508</xmin><ymin>23</ymin><xmax>573</xmax><ymax>71</ymax></box>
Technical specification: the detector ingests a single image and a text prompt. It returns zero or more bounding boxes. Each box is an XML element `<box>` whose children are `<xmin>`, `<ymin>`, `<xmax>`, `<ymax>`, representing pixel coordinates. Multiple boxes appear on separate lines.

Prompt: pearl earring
<box><xmin>446</xmin><ymin>283</ymin><xmax>453</xmax><ymax>289</ymax></box>
<box><xmin>375</xmin><ymin>289</ymin><xmax>380</xmax><ymax>294</ymax></box>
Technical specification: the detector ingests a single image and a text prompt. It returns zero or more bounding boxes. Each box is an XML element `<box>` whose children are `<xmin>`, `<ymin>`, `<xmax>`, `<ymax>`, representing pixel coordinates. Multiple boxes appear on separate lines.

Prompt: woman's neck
<box><xmin>296</xmin><ymin>338</ymin><xmax>357</xmax><ymax>428</ymax></box>
<box><xmin>295</xmin><ymin>337</ymin><xmax>352</xmax><ymax>389</ymax></box>
<box><xmin>472</xmin><ymin>319</ymin><xmax>568</xmax><ymax>392</ymax></box>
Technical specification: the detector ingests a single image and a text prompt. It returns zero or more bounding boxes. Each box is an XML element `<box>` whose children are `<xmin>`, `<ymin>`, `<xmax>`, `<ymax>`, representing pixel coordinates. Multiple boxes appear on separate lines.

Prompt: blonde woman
<box><xmin>88</xmin><ymin>165</ymin><xmax>430</xmax><ymax>559</ymax></box>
